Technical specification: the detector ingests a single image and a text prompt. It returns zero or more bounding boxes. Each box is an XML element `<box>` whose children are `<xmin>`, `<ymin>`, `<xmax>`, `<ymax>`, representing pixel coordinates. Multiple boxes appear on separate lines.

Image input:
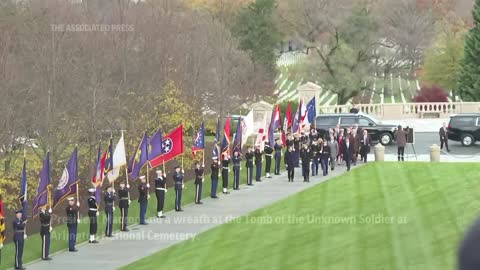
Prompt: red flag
<box><xmin>282</xmin><ymin>102</ymin><xmax>292</xmax><ymax>146</ymax></box>
<box><xmin>149</xmin><ymin>125</ymin><xmax>184</xmax><ymax>168</ymax></box>
<box><xmin>0</xmin><ymin>196</ymin><xmax>4</xmax><ymax>219</ymax></box>
<box><xmin>285</xmin><ymin>101</ymin><xmax>292</xmax><ymax>128</ymax></box>
<box><xmin>221</xmin><ymin>116</ymin><xmax>231</xmax><ymax>157</ymax></box>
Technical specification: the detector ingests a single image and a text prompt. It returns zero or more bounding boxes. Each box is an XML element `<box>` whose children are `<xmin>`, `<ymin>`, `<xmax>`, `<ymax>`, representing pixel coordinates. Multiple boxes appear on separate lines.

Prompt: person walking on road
<box><xmin>439</xmin><ymin>122</ymin><xmax>450</xmax><ymax>152</ymax></box>
<box><xmin>395</xmin><ymin>126</ymin><xmax>407</xmax><ymax>161</ymax></box>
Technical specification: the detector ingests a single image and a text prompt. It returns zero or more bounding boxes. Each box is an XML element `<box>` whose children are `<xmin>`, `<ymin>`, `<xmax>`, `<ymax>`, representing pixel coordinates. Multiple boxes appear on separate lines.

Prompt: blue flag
<box><xmin>149</xmin><ymin>129</ymin><xmax>164</xmax><ymax>161</ymax></box>
<box><xmin>268</xmin><ymin>122</ymin><xmax>275</xmax><ymax>147</ymax></box>
<box><xmin>53</xmin><ymin>147</ymin><xmax>78</xmax><ymax>208</ymax></box>
<box><xmin>192</xmin><ymin>121</ymin><xmax>206</xmax><ymax>155</ymax></box>
<box><xmin>213</xmin><ymin>118</ymin><xmax>220</xmax><ymax>159</ymax></box>
<box><xmin>305</xmin><ymin>97</ymin><xmax>316</xmax><ymax>124</ymax></box>
<box><xmin>232</xmin><ymin>119</ymin><xmax>242</xmax><ymax>153</ymax></box>
<box><xmin>104</xmin><ymin>138</ymin><xmax>113</xmax><ymax>174</ymax></box>
<box><xmin>19</xmin><ymin>158</ymin><xmax>28</xmax><ymax>218</ymax></box>
<box><xmin>33</xmin><ymin>152</ymin><xmax>50</xmax><ymax>217</ymax></box>
<box><xmin>129</xmin><ymin>132</ymin><xmax>149</xmax><ymax>180</ymax></box>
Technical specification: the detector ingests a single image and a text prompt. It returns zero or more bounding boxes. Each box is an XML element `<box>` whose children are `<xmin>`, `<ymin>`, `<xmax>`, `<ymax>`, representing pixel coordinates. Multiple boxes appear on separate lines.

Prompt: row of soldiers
<box><xmin>11</xmin><ymin>130</ymin><xmax>368</xmax><ymax>269</ymax></box>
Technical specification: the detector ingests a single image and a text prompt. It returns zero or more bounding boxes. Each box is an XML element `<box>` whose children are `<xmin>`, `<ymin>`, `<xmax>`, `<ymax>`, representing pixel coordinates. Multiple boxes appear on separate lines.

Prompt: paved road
<box><xmin>24</xmin><ymin>166</ymin><xmax>359</xmax><ymax>270</ymax></box>
<box><xmin>384</xmin><ymin>132</ymin><xmax>480</xmax><ymax>156</ymax></box>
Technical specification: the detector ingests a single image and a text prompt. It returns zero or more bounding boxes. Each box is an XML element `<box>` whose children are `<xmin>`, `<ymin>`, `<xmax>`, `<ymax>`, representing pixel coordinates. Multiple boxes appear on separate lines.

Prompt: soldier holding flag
<box><xmin>66</xmin><ymin>197</ymin><xmax>78</xmax><ymax>252</ymax></box>
<box><xmin>39</xmin><ymin>207</ymin><xmax>52</xmax><ymax>260</ymax></box>
<box><xmin>104</xmin><ymin>187</ymin><xmax>116</xmax><ymax>236</ymax></box>
<box><xmin>13</xmin><ymin>210</ymin><xmax>26</xmax><ymax>269</ymax></box>
<box><xmin>194</xmin><ymin>162</ymin><xmax>205</xmax><ymax>204</ymax></box>
<box><xmin>155</xmin><ymin>170</ymin><xmax>167</xmax><ymax>218</ymax></box>
<box><xmin>138</xmin><ymin>176</ymin><xmax>149</xmax><ymax>225</ymax></box>
<box><xmin>174</xmin><ymin>166</ymin><xmax>185</xmax><ymax>211</ymax></box>
<box><xmin>210</xmin><ymin>157</ymin><xmax>220</xmax><ymax>198</ymax></box>
<box><xmin>87</xmin><ymin>189</ymin><xmax>99</xmax><ymax>243</ymax></box>
<box><xmin>118</xmin><ymin>182</ymin><xmax>130</xmax><ymax>230</ymax></box>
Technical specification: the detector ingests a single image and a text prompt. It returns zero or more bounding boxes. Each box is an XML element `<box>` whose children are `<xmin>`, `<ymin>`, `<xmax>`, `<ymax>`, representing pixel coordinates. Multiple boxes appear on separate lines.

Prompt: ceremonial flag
<box><xmin>149</xmin><ymin>125</ymin><xmax>184</xmax><ymax>168</ymax></box>
<box><xmin>256</xmin><ymin>128</ymin><xmax>266</xmax><ymax>149</ymax></box>
<box><xmin>128</xmin><ymin>132</ymin><xmax>149</xmax><ymax>180</ymax></box>
<box><xmin>268</xmin><ymin>122</ymin><xmax>275</xmax><ymax>147</ymax></box>
<box><xmin>221</xmin><ymin>116</ymin><xmax>231</xmax><ymax>157</ymax></box>
<box><xmin>0</xmin><ymin>195</ymin><xmax>4</xmax><ymax>219</ymax></box>
<box><xmin>292</xmin><ymin>100</ymin><xmax>302</xmax><ymax>134</ymax></box>
<box><xmin>92</xmin><ymin>144</ymin><xmax>106</xmax><ymax>202</ymax></box>
<box><xmin>33</xmin><ymin>152</ymin><xmax>51</xmax><ymax>217</ymax></box>
<box><xmin>271</xmin><ymin>104</ymin><xmax>282</xmax><ymax>131</ymax></box>
<box><xmin>0</xmin><ymin>194</ymin><xmax>4</xmax><ymax>249</ymax></box>
<box><xmin>107</xmin><ymin>133</ymin><xmax>127</xmax><ymax>182</ymax></box>
<box><xmin>149</xmin><ymin>129</ymin><xmax>164</xmax><ymax>160</ymax></box>
<box><xmin>192</xmin><ymin>121</ymin><xmax>205</xmax><ymax>156</ymax></box>
<box><xmin>53</xmin><ymin>147</ymin><xmax>78</xmax><ymax>208</ymax></box>
<box><xmin>18</xmin><ymin>159</ymin><xmax>28</xmax><ymax>218</ymax></box>
<box><xmin>285</xmin><ymin>101</ymin><xmax>293</xmax><ymax>129</ymax></box>
<box><xmin>213</xmin><ymin>118</ymin><xmax>220</xmax><ymax>159</ymax></box>
<box><xmin>103</xmin><ymin>138</ymin><xmax>113</xmax><ymax>174</ymax></box>
<box><xmin>282</xmin><ymin>102</ymin><xmax>292</xmax><ymax>146</ymax></box>
<box><xmin>232</xmin><ymin>118</ymin><xmax>242</xmax><ymax>153</ymax></box>
<box><xmin>303</xmin><ymin>96</ymin><xmax>316</xmax><ymax>127</ymax></box>
<box><xmin>242</xmin><ymin>110</ymin><xmax>254</xmax><ymax>146</ymax></box>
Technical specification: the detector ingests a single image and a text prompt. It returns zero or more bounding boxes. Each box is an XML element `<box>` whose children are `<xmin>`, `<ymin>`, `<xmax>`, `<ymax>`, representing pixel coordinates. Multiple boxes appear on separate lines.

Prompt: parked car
<box><xmin>314</xmin><ymin>113</ymin><xmax>398</xmax><ymax>145</ymax></box>
<box><xmin>447</xmin><ymin>113</ymin><xmax>480</xmax><ymax>146</ymax></box>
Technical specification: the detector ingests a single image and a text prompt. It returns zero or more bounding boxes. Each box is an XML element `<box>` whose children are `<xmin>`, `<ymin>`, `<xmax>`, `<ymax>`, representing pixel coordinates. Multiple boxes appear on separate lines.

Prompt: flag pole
<box><xmin>76</xmin><ymin>182</ymin><xmax>80</xmax><ymax>223</ymax></box>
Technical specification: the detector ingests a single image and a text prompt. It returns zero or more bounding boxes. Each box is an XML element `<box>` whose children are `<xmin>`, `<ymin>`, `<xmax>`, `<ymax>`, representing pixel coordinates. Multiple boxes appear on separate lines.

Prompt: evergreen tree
<box><xmin>231</xmin><ymin>0</ymin><xmax>281</xmax><ymax>75</ymax></box>
<box><xmin>458</xmin><ymin>0</ymin><xmax>480</xmax><ymax>101</ymax></box>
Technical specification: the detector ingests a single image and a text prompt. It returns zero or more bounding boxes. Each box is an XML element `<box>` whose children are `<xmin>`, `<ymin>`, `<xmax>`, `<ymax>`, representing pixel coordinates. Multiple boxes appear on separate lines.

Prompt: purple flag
<box><xmin>53</xmin><ymin>147</ymin><xmax>78</xmax><ymax>208</ymax></box>
<box><xmin>33</xmin><ymin>152</ymin><xmax>50</xmax><ymax>217</ymax></box>
<box><xmin>149</xmin><ymin>129</ymin><xmax>164</xmax><ymax>161</ymax></box>
<box><xmin>128</xmin><ymin>132</ymin><xmax>149</xmax><ymax>180</ymax></box>
<box><xmin>213</xmin><ymin>118</ymin><xmax>220</xmax><ymax>159</ymax></box>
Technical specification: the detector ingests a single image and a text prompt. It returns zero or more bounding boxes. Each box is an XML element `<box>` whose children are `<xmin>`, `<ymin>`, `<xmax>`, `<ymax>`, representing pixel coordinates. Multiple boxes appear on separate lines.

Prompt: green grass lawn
<box><xmin>0</xmin><ymin>157</ymin><xmax>284</xmax><ymax>269</ymax></box>
<box><xmin>122</xmin><ymin>162</ymin><xmax>480</xmax><ymax>270</ymax></box>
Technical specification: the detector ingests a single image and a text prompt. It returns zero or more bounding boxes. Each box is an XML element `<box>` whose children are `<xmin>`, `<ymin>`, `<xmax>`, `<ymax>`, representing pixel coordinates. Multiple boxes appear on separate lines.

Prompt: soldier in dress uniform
<box><xmin>232</xmin><ymin>151</ymin><xmax>242</xmax><ymax>190</ymax></box>
<box><xmin>104</xmin><ymin>187</ymin><xmax>115</xmax><ymax>237</ymax></box>
<box><xmin>155</xmin><ymin>170</ymin><xmax>167</xmax><ymax>217</ymax></box>
<box><xmin>245</xmin><ymin>147</ymin><xmax>254</xmax><ymax>186</ymax></box>
<box><xmin>210</xmin><ymin>157</ymin><xmax>220</xmax><ymax>198</ymax></box>
<box><xmin>310</xmin><ymin>139</ymin><xmax>320</xmax><ymax>176</ymax></box>
<box><xmin>173</xmin><ymin>166</ymin><xmax>185</xmax><ymax>211</ymax></box>
<box><xmin>221</xmin><ymin>154</ymin><xmax>231</xmax><ymax>194</ymax></box>
<box><xmin>13</xmin><ymin>210</ymin><xmax>26</xmax><ymax>269</ymax></box>
<box><xmin>264</xmin><ymin>143</ymin><xmax>273</xmax><ymax>178</ymax></box>
<box><xmin>66</xmin><ymin>197</ymin><xmax>78</xmax><ymax>252</ymax></box>
<box><xmin>320</xmin><ymin>139</ymin><xmax>331</xmax><ymax>176</ymax></box>
<box><xmin>118</xmin><ymin>182</ymin><xmax>130</xmax><ymax>230</ymax></box>
<box><xmin>285</xmin><ymin>146</ymin><xmax>295</xmax><ymax>182</ymax></box>
<box><xmin>138</xmin><ymin>176</ymin><xmax>149</xmax><ymax>225</ymax></box>
<box><xmin>254</xmin><ymin>145</ymin><xmax>263</xmax><ymax>182</ymax></box>
<box><xmin>87</xmin><ymin>188</ymin><xmax>99</xmax><ymax>243</ymax></box>
<box><xmin>274</xmin><ymin>139</ymin><xmax>282</xmax><ymax>175</ymax></box>
<box><xmin>39</xmin><ymin>206</ymin><xmax>52</xmax><ymax>260</ymax></box>
<box><xmin>300</xmin><ymin>143</ymin><xmax>311</xmax><ymax>182</ymax></box>
<box><xmin>194</xmin><ymin>162</ymin><xmax>205</xmax><ymax>204</ymax></box>
<box><xmin>293</xmin><ymin>134</ymin><xmax>301</xmax><ymax>167</ymax></box>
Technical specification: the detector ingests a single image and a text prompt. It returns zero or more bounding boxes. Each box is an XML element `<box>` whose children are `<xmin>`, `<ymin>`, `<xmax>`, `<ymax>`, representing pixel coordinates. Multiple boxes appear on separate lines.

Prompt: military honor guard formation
<box><xmin>0</xmin><ymin>97</ymin><xmax>391</xmax><ymax>270</ymax></box>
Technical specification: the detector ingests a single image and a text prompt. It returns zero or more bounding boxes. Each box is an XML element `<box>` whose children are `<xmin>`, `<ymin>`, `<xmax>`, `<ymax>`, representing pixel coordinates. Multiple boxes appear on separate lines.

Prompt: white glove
<box><xmin>202</xmin><ymin>179</ymin><xmax>205</xmax><ymax>182</ymax></box>
<box><xmin>182</xmin><ymin>184</ymin><xmax>185</xmax><ymax>189</ymax></box>
<box><xmin>0</xmin><ymin>243</ymin><xmax>3</xmax><ymax>249</ymax></box>
<box><xmin>126</xmin><ymin>184</ymin><xmax>130</xmax><ymax>189</ymax></box>
<box><xmin>49</xmin><ymin>226</ymin><xmax>53</xmax><ymax>232</ymax></box>
<box><xmin>24</xmin><ymin>234</ymin><xmax>27</xmax><ymax>239</ymax></box>
<box><xmin>182</xmin><ymin>169</ymin><xmax>185</xmax><ymax>174</ymax></box>
<box><xmin>146</xmin><ymin>183</ymin><xmax>150</xmax><ymax>188</ymax></box>
<box><xmin>96</xmin><ymin>211</ymin><xmax>99</xmax><ymax>216</ymax></box>
<box><xmin>147</xmin><ymin>194</ymin><xmax>151</xmax><ymax>199</ymax></box>
<box><xmin>113</xmin><ymin>207</ymin><xmax>116</xmax><ymax>212</ymax></box>
<box><xmin>228</xmin><ymin>169</ymin><xmax>231</xmax><ymax>173</ymax></box>
<box><xmin>240</xmin><ymin>167</ymin><xmax>242</xmax><ymax>171</ymax></box>
<box><xmin>77</xmin><ymin>219</ymin><xmax>80</xmax><ymax>224</ymax></box>
<box><xmin>165</xmin><ymin>189</ymin><xmax>168</xmax><ymax>193</ymax></box>
<box><xmin>112</xmin><ymin>189</ymin><xmax>116</xmax><ymax>193</ymax></box>
<box><xmin>76</xmin><ymin>202</ymin><xmax>80</xmax><ymax>207</ymax></box>
<box><xmin>128</xmin><ymin>200</ymin><xmax>132</xmax><ymax>204</ymax></box>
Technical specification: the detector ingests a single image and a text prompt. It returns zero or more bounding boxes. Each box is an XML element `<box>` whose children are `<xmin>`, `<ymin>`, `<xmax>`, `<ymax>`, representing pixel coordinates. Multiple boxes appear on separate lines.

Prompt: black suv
<box><xmin>314</xmin><ymin>113</ymin><xmax>398</xmax><ymax>145</ymax></box>
<box><xmin>447</xmin><ymin>113</ymin><xmax>480</xmax><ymax>146</ymax></box>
